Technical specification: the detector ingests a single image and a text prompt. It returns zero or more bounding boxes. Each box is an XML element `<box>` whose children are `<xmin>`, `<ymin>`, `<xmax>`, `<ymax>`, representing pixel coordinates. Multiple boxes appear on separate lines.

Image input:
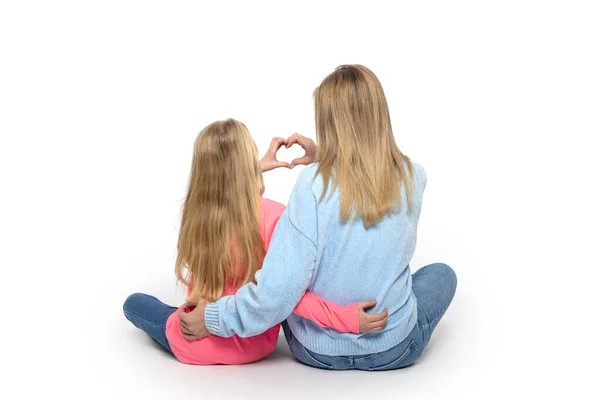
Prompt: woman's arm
<box><xmin>201</xmin><ymin>170</ymin><xmax>320</xmax><ymax>338</ymax></box>
<box><xmin>203</xmin><ymin>212</ymin><xmax>316</xmax><ymax>337</ymax></box>
<box><xmin>179</xmin><ymin>207</ymin><xmax>315</xmax><ymax>339</ymax></box>
<box><xmin>178</xmin><ymin>167</ymin><xmax>388</xmax><ymax>339</ymax></box>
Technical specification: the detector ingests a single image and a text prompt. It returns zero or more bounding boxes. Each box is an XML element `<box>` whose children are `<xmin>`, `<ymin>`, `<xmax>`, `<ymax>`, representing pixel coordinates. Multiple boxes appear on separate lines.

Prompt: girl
<box><xmin>122</xmin><ymin>119</ymin><xmax>386</xmax><ymax>365</ymax></box>
<box><xmin>180</xmin><ymin>65</ymin><xmax>457</xmax><ymax>371</ymax></box>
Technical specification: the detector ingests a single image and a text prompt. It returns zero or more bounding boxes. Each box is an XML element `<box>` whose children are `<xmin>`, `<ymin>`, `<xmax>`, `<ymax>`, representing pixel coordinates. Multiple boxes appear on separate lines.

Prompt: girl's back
<box><xmin>165</xmin><ymin>197</ymin><xmax>285</xmax><ymax>365</ymax></box>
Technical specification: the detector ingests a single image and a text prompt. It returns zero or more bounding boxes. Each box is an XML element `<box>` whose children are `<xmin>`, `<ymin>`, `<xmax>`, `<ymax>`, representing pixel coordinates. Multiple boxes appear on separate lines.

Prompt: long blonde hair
<box><xmin>314</xmin><ymin>64</ymin><xmax>414</xmax><ymax>227</ymax></box>
<box><xmin>175</xmin><ymin>119</ymin><xmax>264</xmax><ymax>303</ymax></box>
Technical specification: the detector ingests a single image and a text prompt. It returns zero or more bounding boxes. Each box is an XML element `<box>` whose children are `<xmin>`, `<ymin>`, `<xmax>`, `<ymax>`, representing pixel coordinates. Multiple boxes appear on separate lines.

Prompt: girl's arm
<box><xmin>292</xmin><ymin>292</ymin><xmax>359</xmax><ymax>334</ymax></box>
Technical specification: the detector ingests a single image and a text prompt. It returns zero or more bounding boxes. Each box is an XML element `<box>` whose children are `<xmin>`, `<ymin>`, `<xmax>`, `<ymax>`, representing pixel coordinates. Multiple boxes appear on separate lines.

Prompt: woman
<box><xmin>180</xmin><ymin>65</ymin><xmax>457</xmax><ymax>370</ymax></box>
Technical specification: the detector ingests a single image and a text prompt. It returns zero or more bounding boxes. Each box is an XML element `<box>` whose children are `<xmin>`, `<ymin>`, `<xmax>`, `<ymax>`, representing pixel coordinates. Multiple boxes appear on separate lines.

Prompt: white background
<box><xmin>1</xmin><ymin>1</ymin><xmax>599</xmax><ymax>399</ymax></box>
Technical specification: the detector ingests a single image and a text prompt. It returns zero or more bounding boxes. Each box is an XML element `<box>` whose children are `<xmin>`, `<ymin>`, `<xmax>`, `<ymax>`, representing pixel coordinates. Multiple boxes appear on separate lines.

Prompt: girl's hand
<box><xmin>260</xmin><ymin>137</ymin><xmax>292</xmax><ymax>172</ymax></box>
<box><xmin>286</xmin><ymin>133</ymin><xmax>316</xmax><ymax>167</ymax></box>
<box><xmin>357</xmin><ymin>300</ymin><xmax>388</xmax><ymax>333</ymax></box>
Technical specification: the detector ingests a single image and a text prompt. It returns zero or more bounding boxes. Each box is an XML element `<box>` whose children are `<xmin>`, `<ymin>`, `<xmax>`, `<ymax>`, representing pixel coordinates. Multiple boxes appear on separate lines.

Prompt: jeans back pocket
<box><xmin>366</xmin><ymin>340</ymin><xmax>422</xmax><ymax>371</ymax></box>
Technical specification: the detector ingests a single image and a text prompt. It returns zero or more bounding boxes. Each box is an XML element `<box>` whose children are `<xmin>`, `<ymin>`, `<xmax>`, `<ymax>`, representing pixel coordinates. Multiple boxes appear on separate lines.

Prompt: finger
<box><xmin>370</xmin><ymin>312</ymin><xmax>388</xmax><ymax>325</ymax></box>
<box><xmin>365</xmin><ymin>310</ymin><xmax>387</xmax><ymax>324</ymax></box>
<box><xmin>277</xmin><ymin>161</ymin><xmax>292</xmax><ymax>169</ymax></box>
<box><xmin>182</xmin><ymin>333</ymin><xmax>197</xmax><ymax>341</ymax></box>
<box><xmin>367</xmin><ymin>319</ymin><xmax>386</xmax><ymax>328</ymax></box>
<box><xmin>357</xmin><ymin>300</ymin><xmax>377</xmax><ymax>311</ymax></box>
<box><xmin>271</xmin><ymin>137</ymin><xmax>285</xmax><ymax>146</ymax></box>
<box><xmin>181</xmin><ymin>326</ymin><xmax>193</xmax><ymax>336</ymax></box>
<box><xmin>179</xmin><ymin>319</ymin><xmax>188</xmax><ymax>330</ymax></box>
<box><xmin>179</xmin><ymin>319</ymin><xmax>190</xmax><ymax>331</ymax></box>
<box><xmin>369</xmin><ymin>308</ymin><xmax>388</xmax><ymax>320</ymax></box>
<box><xmin>285</xmin><ymin>134</ymin><xmax>297</xmax><ymax>148</ymax></box>
<box><xmin>367</xmin><ymin>319</ymin><xmax>388</xmax><ymax>330</ymax></box>
<box><xmin>366</xmin><ymin>314</ymin><xmax>386</xmax><ymax>323</ymax></box>
<box><xmin>270</xmin><ymin>137</ymin><xmax>287</xmax><ymax>152</ymax></box>
<box><xmin>178</xmin><ymin>309</ymin><xmax>189</xmax><ymax>323</ymax></box>
<box><xmin>286</xmin><ymin>133</ymin><xmax>304</xmax><ymax>148</ymax></box>
<box><xmin>269</xmin><ymin>138</ymin><xmax>281</xmax><ymax>151</ymax></box>
<box><xmin>366</xmin><ymin>317</ymin><xmax>386</xmax><ymax>327</ymax></box>
<box><xmin>290</xmin><ymin>156</ymin><xmax>312</xmax><ymax>168</ymax></box>
<box><xmin>370</xmin><ymin>316</ymin><xmax>387</xmax><ymax>326</ymax></box>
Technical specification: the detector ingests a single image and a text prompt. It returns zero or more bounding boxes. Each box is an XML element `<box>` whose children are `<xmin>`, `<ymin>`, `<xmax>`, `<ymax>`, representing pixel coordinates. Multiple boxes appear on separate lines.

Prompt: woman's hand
<box><xmin>179</xmin><ymin>300</ymin><xmax>210</xmax><ymax>340</ymax></box>
<box><xmin>286</xmin><ymin>133</ymin><xmax>316</xmax><ymax>167</ymax></box>
<box><xmin>260</xmin><ymin>137</ymin><xmax>292</xmax><ymax>172</ymax></box>
<box><xmin>357</xmin><ymin>300</ymin><xmax>388</xmax><ymax>333</ymax></box>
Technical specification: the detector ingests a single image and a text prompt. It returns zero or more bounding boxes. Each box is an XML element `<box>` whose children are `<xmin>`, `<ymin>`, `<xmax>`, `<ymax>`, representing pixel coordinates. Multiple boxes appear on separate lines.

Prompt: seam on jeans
<box><xmin>298</xmin><ymin>344</ymin><xmax>334</xmax><ymax>370</ymax></box>
<box><xmin>413</xmin><ymin>340</ymin><xmax>424</xmax><ymax>355</ymax></box>
<box><xmin>367</xmin><ymin>340</ymin><xmax>418</xmax><ymax>371</ymax></box>
<box><xmin>124</xmin><ymin>310</ymin><xmax>166</xmax><ymax>329</ymax></box>
<box><xmin>420</xmin><ymin>315</ymin><xmax>442</xmax><ymax>330</ymax></box>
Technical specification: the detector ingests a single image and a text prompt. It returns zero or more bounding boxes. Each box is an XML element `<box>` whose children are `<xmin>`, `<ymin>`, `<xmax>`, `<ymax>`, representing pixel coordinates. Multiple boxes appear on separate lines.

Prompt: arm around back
<box><xmin>204</xmin><ymin>169</ymin><xmax>319</xmax><ymax>338</ymax></box>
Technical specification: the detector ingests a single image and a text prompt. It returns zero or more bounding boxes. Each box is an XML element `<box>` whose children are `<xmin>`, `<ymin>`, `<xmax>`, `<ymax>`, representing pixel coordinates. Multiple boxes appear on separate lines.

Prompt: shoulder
<box><xmin>409</xmin><ymin>160</ymin><xmax>427</xmax><ymax>187</ymax></box>
<box><xmin>287</xmin><ymin>164</ymin><xmax>321</xmax><ymax>213</ymax></box>
<box><xmin>296</xmin><ymin>163</ymin><xmax>320</xmax><ymax>187</ymax></box>
<box><xmin>293</xmin><ymin>163</ymin><xmax>323</xmax><ymax>197</ymax></box>
<box><xmin>284</xmin><ymin>165</ymin><xmax>320</xmax><ymax>238</ymax></box>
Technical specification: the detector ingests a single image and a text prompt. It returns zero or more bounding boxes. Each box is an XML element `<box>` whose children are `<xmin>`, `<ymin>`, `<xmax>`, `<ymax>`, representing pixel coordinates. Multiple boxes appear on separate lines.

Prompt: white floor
<box><xmin>56</xmin><ymin>275</ymin><xmax>592</xmax><ymax>400</ymax></box>
<box><xmin>100</xmin><ymin>298</ymin><xmax>473</xmax><ymax>400</ymax></box>
<box><xmin>49</xmin><ymin>250</ymin><xmax>594</xmax><ymax>400</ymax></box>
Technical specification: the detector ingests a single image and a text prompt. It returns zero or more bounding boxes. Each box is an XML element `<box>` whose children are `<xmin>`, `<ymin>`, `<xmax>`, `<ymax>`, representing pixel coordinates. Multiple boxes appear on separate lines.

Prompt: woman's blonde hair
<box><xmin>314</xmin><ymin>64</ymin><xmax>414</xmax><ymax>227</ymax></box>
<box><xmin>175</xmin><ymin>119</ymin><xmax>264</xmax><ymax>303</ymax></box>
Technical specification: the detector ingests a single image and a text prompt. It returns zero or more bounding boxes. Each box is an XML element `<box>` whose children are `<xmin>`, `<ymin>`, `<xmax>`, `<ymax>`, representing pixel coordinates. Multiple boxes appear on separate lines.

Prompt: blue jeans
<box><xmin>123</xmin><ymin>293</ymin><xmax>178</xmax><ymax>353</ymax></box>
<box><xmin>283</xmin><ymin>263</ymin><xmax>457</xmax><ymax>371</ymax></box>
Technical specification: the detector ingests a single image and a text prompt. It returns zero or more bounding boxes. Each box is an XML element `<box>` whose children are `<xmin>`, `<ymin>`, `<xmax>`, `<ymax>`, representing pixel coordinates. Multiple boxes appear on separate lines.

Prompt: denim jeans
<box><xmin>123</xmin><ymin>293</ymin><xmax>177</xmax><ymax>353</ymax></box>
<box><xmin>282</xmin><ymin>263</ymin><xmax>457</xmax><ymax>371</ymax></box>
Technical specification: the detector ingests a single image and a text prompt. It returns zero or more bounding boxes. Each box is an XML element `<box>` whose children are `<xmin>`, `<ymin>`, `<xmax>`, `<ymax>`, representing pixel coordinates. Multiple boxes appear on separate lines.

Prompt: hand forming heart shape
<box><xmin>259</xmin><ymin>134</ymin><xmax>316</xmax><ymax>173</ymax></box>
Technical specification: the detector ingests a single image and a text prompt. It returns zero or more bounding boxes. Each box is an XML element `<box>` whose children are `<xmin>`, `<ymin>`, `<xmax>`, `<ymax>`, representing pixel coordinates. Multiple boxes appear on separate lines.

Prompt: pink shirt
<box><xmin>165</xmin><ymin>197</ymin><xmax>359</xmax><ymax>365</ymax></box>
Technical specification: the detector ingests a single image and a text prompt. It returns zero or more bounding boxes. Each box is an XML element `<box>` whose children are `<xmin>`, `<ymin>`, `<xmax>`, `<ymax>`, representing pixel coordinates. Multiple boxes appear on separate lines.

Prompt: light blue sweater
<box><xmin>204</xmin><ymin>162</ymin><xmax>427</xmax><ymax>356</ymax></box>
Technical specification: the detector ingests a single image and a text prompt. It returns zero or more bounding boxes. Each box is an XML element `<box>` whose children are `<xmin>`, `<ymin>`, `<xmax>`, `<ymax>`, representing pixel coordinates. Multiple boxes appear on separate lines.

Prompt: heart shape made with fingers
<box><xmin>276</xmin><ymin>142</ymin><xmax>307</xmax><ymax>166</ymax></box>
<box><xmin>261</xmin><ymin>134</ymin><xmax>316</xmax><ymax>172</ymax></box>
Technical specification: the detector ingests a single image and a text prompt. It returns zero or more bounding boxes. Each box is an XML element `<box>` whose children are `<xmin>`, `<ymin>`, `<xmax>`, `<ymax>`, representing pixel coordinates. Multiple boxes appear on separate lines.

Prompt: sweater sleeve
<box><xmin>292</xmin><ymin>292</ymin><xmax>359</xmax><ymax>334</ymax></box>
<box><xmin>204</xmin><ymin>172</ymin><xmax>319</xmax><ymax>338</ymax></box>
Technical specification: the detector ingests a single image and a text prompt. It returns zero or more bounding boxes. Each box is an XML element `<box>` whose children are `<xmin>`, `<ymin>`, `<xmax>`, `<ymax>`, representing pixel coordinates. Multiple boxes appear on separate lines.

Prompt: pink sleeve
<box><xmin>292</xmin><ymin>292</ymin><xmax>359</xmax><ymax>334</ymax></box>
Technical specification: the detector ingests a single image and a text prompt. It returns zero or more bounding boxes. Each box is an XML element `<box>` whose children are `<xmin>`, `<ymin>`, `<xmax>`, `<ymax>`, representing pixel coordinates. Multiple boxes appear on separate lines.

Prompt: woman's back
<box><xmin>285</xmin><ymin>162</ymin><xmax>427</xmax><ymax>355</ymax></box>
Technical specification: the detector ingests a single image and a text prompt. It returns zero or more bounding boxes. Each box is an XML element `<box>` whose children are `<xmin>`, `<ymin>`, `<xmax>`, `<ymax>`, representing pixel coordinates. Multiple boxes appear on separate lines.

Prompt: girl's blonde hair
<box><xmin>314</xmin><ymin>64</ymin><xmax>414</xmax><ymax>227</ymax></box>
<box><xmin>175</xmin><ymin>119</ymin><xmax>264</xmax><ymax>303</ymax></box>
